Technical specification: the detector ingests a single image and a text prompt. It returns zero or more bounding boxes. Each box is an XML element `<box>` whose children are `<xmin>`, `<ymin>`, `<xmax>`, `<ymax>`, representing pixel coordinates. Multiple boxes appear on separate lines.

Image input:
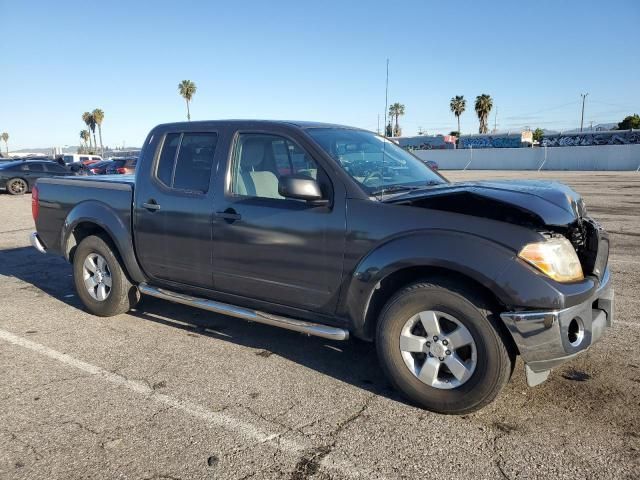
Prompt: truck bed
<box><xmin>35</xmin><ymin>175</ymin><xmax>135</xmax><ymax>256</ymax></box>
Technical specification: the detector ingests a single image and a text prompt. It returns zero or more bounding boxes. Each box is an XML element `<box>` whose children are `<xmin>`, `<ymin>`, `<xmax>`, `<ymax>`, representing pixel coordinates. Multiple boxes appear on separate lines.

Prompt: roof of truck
<box><xmin>154</xmin><ymin>120</ymin><xmax>361</xmax><ymax>130</ymax></box>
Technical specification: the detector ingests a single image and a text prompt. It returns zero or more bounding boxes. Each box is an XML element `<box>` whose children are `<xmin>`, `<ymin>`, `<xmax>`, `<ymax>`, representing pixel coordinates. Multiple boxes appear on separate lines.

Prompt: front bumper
<box><xmin>501</xmin><ymin>267</ymin><xmax>613</xmax><ymax>384</ymax></box>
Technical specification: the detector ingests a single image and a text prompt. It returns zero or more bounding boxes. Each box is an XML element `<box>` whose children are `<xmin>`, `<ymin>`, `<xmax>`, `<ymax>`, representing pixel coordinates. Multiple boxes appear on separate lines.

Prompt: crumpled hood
<box><xmin>387</xmin><ymin>180</ymin><xmax>586</xmax><ymax>227</ymax></box>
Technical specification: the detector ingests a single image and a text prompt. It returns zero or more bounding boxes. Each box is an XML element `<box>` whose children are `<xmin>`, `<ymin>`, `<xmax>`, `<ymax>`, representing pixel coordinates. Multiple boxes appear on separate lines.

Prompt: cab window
<box><xmin>230</xmin><ymin>134</ymin><xmax>321</xmax><ymax>200</ymax></box>
<box><xmin>155</xmin><ymin>132</ymin><xmax>218</xmax><ymax>193</ymax></box>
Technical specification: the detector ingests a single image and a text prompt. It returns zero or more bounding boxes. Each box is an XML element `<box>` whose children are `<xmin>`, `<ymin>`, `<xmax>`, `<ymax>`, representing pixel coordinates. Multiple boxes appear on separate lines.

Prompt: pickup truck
<box><xmin>30</xmin><ymin>120</ymin><xmax>614</xmax><ymax>414</ymax></box>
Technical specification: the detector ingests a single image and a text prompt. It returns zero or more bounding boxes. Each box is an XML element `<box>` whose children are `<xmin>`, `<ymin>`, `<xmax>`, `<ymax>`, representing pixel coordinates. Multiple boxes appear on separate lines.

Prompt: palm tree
<box><xmin>1</xmin><ymin>132</ymin><xmax>8</xmax><ymax>155</ymax></box>
<box><xmin>388</xmin><ymin>102</ymin><xmax>405</xmax><ymax>137</ymax></box>
<box><xmin>178</xmin><ymin>80</ymin><xmax>197</xmax><ymax>121</ymax></box>
<box><xmin>475</xmin><ymin>94</ymin><xmax>493</xmax><ymax>134</ymax></box>
<box><xmin>80</xmin><ymin>130</ymin><xmax>90</xmax><ymax>152</ymax></box>
<box><xmin>450</xmin><ymin>95</ymin><xmax>466</xmax><ymax>137</ymax></box>
<box><xmin>92</xmin><ymin>108</ymin><xmax>105</xmax><ymax>154</ymax></box>
<box><xmin>82</xmin><ymin>112</ymin><xmax>94</xmax><ymax>150</ymax></box>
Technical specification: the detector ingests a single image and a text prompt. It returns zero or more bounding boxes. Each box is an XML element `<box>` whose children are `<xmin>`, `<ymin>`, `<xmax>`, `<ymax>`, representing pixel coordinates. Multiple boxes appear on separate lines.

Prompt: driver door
<box><xmin>211</xmin><ymin>129</ymin><xmax>346</xmax><ymax>314</ymax></box>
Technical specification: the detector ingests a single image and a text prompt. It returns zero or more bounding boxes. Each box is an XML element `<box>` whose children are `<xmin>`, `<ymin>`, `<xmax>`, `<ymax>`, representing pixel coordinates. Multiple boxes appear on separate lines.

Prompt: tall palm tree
<box><xmin>1</xmin><ymin>132</ymin><xmax>8</xmax><ymax>155</ymax></box>
<box><xmin>92</xmin><ymin>108</ymin><xmax>105</xmax><ymax>154</ymax></box>
<box><xmin>82</xmin><ymin>112</ymin><xmax>94</xmax><ymax>150</ymax></box>
<box><xmin>178</xmin><ymin>80</ymin><xmax>197</xmax><ymax>121</ymax></box>
<box><xmin>80</xmin><ymin>130</ymin><xmax>90</xmax><ymax>152</ymax></box>
<box><xmin>388</xmin><ymin>102</ymin><xmax>405</xmax><ymax>137</ymax></box>
<box><xmin>474</xmin><ymin>94</ymin><xmax>493</xmax><ymax>134</ymax></box>
<box><xmin>450</xmin><ymin>95</ymin><xmax>466</xmax><ymax>136</ymax></box>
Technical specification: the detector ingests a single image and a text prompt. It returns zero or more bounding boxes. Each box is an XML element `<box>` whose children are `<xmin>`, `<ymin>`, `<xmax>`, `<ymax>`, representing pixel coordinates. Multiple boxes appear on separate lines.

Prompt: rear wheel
<box><xmin>376</xmin><ymin>280</ymin><xmax>514</xmax><ymax>414</ymax></box>
<box><xmin>73</xmin><ymin>235</ymin><xmax>139</xmax><ymax>316</ymax></box>
<box><xmin>7</xmin><ymin>178</ymin><xmax>28</xmax><ymax>195</ymax></box>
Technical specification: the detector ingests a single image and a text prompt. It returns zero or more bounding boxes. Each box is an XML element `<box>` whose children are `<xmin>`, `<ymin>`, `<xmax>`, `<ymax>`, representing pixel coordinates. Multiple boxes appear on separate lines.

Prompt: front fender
<box><xmin>62</xmin><ymin>200</ymin><xmax>146</xmax><ymax>283</ymax></box>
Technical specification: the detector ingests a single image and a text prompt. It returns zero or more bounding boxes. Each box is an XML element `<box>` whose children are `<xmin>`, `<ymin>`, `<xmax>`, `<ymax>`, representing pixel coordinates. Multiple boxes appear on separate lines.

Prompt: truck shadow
<box><xmin>0</xmin><ymin>246</ymin><xmax>404</xmax><ymax>405</ymax></box>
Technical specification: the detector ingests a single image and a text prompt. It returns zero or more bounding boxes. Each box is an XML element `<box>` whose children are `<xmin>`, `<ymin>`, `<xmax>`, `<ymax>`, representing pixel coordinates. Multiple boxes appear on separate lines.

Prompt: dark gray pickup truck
<box><xmin>30</xmin><ymin>120</ymin><xmax>613</xmax><ymax>414</ymax></box>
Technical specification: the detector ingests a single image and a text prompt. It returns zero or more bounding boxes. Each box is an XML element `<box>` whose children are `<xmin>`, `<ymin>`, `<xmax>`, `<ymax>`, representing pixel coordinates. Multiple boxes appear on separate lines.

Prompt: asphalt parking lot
<box><xmin>1</xmin><ymin>170</ymin><xmax>639</xmax><ymax>480</ymax></box>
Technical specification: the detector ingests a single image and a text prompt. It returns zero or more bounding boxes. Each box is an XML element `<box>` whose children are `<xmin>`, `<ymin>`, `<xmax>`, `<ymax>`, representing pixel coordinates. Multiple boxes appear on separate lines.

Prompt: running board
<box><xmin>138</xmin><ymin>283</ymin><xmax>349</xmax><ymax>341</ymax></box>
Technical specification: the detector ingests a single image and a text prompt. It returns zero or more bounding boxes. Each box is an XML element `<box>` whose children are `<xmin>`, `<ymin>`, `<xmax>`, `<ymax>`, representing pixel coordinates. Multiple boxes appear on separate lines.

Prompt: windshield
<box><xmin>306</xmin><ymin>128</ymin><xmax>446</xmax><ymax>195</ymax></box>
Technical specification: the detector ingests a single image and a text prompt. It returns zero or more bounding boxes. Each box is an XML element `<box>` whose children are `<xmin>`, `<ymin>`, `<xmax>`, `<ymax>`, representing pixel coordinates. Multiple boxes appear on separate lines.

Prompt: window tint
<box><xmin>28</xmin><ymin>163</ymin><xmax>45</xmax><ymax>172</ymax></box>
<box><xmin>173</xmin><ymin>133</ymin><xmax>217</xmax><ymax>192</ymax></box>
<box><xmin>156</xmin><ymin>132</ymin><xmax>217</xmax><ymax>193</ymax></box>
<box><xmin>45</xmin><ymin>163</ymin><xmax>68</xmax><ymax>173</ymax></box>
<box><xmin>80</xmin><ymin>157</ymin><xmax>89</xmax><ymax>162</ymax></box>
<box><xmin>156</xmin><ymin>133</ymin><xmax>180</xmax><ymax>186</ymax></box>
<box><xmin>63</xmin><ymin>155</ymin><xmax>74</xmax><ymax>163</ymax></box>
<box><xmin>231</xmin><ymin>134</ymin><xmax>320</xmax><ymax>200</ymax></box>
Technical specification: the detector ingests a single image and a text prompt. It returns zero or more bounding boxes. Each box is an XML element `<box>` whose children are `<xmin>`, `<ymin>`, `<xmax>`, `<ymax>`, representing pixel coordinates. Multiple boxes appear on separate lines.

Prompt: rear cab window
<box><xmin>155</xmin><ymin>132</ymin><xmax>218</xmax><ymax>194</ymax></box>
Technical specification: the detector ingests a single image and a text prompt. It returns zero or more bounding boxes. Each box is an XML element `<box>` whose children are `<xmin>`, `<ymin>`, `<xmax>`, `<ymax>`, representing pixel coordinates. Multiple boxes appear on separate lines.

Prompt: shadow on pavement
<box><xmin>0</xmin><ymin>245</ymin><xmax>406</xmax><ymax>405</ymax></box>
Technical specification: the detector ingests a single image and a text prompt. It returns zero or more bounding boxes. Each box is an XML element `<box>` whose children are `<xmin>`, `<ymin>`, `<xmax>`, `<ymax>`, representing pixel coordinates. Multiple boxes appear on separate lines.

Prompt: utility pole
<box><xmin>377</xmin><ymin>114</ymin><xmax>380</xmax><ymax>135</ymax></box>
<box><xmin>493</xmin><ymin>107</ymin><xmax>498</xmax><ymax>132</ymax></box>
<box><xmin>383</xmin><ymin>58</ymin><xmax>389</xmax><ymax>137</ymax></box>
<box><xmin>580</xmin><ymin>93</ymin><xmax>588</xmax><ymax>132</ymax></box>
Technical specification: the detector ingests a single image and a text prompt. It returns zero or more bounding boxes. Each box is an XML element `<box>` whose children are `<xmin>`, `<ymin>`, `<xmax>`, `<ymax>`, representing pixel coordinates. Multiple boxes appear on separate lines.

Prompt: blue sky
<box><xmin>1</xmin><ymin>0</ymin><xmax>639</xmax><ymax>149</ymax></box>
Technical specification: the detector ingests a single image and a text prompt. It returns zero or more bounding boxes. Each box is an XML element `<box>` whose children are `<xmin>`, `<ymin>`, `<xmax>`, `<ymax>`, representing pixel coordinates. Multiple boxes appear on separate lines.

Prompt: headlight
<box><xmin>518</xmin><ymin>237</ymin><xmax>584</xmax><ymax>282</ymax></box>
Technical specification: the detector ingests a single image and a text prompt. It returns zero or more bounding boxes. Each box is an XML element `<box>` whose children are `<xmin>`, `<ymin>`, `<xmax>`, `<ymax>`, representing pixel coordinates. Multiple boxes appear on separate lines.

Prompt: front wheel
<box><xmin>73</xmin><ymin>235</ymin><xmax>139</xmax><ymax>316</ymax></box>
<box><xmin>376</xmin><ymin>280</ymin><xmax>514</xmax><ymax>414</ymax></box>
<box><xmin>7</xmin><ymin>178</ymin><xmax>28</xmax><ymax>195</ymax></box>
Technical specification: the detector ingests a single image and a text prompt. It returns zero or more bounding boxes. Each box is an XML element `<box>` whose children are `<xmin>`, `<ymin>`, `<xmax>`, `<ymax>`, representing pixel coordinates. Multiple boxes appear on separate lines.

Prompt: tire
<box><xmin>7</xmin><ymin>178</ymin><xmax>28</xmax><ymax>195</ymax></box>
<box><xmin>73</xmin><ymin>235</ymin><xmax>139</xmax><ymax>316</ymax></box>
<box><xmin>376</xmin><ymin>279</ymin><xmax>514</xmax><ymax>414</ymax></box>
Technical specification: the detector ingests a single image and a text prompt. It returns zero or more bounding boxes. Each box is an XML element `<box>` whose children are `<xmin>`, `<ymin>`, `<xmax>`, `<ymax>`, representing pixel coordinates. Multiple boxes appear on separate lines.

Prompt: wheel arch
<box><xmin>342</xmin><ymin>231</ymin><xmax>520</xmax><ymax>344</ymax></box>
<box><xmin>63</xmin><ymin>201</ymin><xmax>146</xmax><ymax>283</ymax></box>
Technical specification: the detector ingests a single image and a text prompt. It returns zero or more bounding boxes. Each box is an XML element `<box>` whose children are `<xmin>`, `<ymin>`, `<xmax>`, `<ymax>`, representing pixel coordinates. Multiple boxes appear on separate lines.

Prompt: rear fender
<box><xmin>62</xmin><ymin>200</ymin><xmax>146</xmax><ymax>283</ymax></box>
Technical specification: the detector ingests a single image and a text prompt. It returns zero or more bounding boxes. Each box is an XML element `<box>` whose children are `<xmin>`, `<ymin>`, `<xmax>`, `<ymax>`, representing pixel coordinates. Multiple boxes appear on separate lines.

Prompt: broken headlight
<box><xmin>518</xmin><ymin>236</ymin><xmax>584</xmax><ymax>283</ymax></box>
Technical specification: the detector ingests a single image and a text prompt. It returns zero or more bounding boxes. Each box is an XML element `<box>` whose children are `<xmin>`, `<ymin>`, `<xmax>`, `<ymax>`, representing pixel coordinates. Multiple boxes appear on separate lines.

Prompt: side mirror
<box><xmin>278</xmin><ymin>175</ymin><xmax>327</xmax><ymax>204</ymax></box>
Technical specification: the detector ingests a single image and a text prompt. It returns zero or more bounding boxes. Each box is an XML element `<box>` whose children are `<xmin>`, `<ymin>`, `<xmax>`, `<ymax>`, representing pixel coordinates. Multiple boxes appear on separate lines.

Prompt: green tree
<box><xmin>532</xmin><ymin>128</ymin><xmax>544</xmax><ymax>142</ymax></box>
<box><xmin>92</xmin><ymin>108</ymin><xmax>105</xmax><ymax>154</ymax></box>
<box><xmin>1</xmin><ymin>132</ymin><xmax>8</xmax><ymax>154</ymax></box>
<box><xmin>617</xmin><ymin>114</ymin><xmax>640</xmax><ymax>130</ymax></box>
<box><xmin>388</xmin><ymin>102</ymin><xmax>405</xmax><ymax>137</ymax></box>
<box><xmin>449</xmin><ymin>95</ymin><xmax>466</xmax><ymax>137</ymax></box>
<box><xmin>178</xmin><ymin>80</ymin><xmax>197</xmax><ymax>121</ymax></box>
<box><xmin>80</xmin><ymin>130</ymin><xmax>90</xmax><ymax>152</ymax></box>
<box><xmin>474</xmin><ymin>94</ymin><xmax>493</xmax><ymax>134</ymax></box>
<box><xmin>82</xmin><ymin>112</ymin><xmax>94</xmax><ymax>150</ymax></box>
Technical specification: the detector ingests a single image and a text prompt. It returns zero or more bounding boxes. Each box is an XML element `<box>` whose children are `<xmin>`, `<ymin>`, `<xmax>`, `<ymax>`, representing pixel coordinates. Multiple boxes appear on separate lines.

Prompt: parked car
<box><xmin>105</xmin><ymin>157</ymin><xmax>137</xmax><ymax>175</ymax></box>
<box><xmin>30</xmin><ymin>120</ymin><xmax>613</xmax><ymax>414</ymax></box>
<box><xmin>87</xmin><ymin>160</ymin><xmax>113</xmax><ymax>175</ymax></box>
<box><xmin>0</xmin><ymin>160</ymin><xmax>76</xmax><ymax>195</ymax></box>
<box><xmin>424</xmin><ymin>160</ymin><xmax>438</xmax><ymax>170</ymax></box>
<box><xmin>62</xmin><ymin>154</ymin><xmax>103</xmax><ymax>166</ymax></box>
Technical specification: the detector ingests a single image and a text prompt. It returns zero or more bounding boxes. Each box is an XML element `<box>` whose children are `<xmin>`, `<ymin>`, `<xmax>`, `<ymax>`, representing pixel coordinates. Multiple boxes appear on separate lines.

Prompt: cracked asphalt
<box><xmin>1</xmin><ymin>170</ymin><xmax>639</xmax><ymax>479</ymax></box>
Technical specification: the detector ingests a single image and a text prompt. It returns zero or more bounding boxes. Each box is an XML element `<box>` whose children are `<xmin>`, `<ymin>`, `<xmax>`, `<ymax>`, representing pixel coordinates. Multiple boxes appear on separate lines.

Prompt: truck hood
<box><xmin>386</xmin><ymin>180</ymin><xmax>586</xmax><ymax>227</ymax></box>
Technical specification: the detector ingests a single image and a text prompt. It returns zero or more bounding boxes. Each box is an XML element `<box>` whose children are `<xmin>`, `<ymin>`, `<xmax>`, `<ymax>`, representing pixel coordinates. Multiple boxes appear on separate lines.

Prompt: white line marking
<box><xmin>0</xmin><ymin>328</ymin><xmax>376</xmax><ymax>479</ymax></box>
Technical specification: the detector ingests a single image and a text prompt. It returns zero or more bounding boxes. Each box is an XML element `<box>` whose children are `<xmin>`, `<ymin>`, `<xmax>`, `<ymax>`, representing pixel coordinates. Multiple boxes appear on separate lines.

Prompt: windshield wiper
<box><xmin>371</xmin><ymin>182</ymin><xmax>442</xmax><ymax>196</ymax></box>
<box><xmin>370</xmin><ymin>185</ymin><xmax>421</xmax><ymax>195</ymax></box>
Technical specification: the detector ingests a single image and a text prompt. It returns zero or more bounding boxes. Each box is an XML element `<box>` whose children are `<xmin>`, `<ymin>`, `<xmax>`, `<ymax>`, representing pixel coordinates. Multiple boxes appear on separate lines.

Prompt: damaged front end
<box><xmin>386</xmin><ymin>179</ymin><xmax>613</xmax><ymax>385</ymax></box>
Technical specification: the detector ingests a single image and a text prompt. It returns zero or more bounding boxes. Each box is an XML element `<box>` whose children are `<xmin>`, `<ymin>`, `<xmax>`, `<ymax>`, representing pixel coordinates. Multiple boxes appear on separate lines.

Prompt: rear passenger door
<box><xmin>134</xmin><ymin>129</ymin><xmax>221</xmax><ymax>288</ymax></box>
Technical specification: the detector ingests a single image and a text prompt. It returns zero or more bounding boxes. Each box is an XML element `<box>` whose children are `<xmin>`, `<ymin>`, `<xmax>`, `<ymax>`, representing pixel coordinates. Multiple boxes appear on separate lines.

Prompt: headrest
<box><xmin>240</xmin><ymin>139</ymin><xmax>266</xmax><ymax>169</ymax></box>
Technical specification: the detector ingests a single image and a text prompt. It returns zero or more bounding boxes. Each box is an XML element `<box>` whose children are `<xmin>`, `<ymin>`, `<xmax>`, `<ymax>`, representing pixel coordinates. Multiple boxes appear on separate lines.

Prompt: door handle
<box><xmin>215</xmin><ymin>209</ymin><xmax>241</xmax><ymax>223</ymax></box>
<box><xmin>142</xmin><ymin>200</ymin><xmax>161</xmax><ymax>211</ymax></box>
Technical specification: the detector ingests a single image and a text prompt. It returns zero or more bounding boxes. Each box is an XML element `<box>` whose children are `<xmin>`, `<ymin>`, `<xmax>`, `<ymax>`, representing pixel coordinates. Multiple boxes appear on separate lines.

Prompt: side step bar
<box><xmin>138</xmin><ymin>283</ymin><xmax>349</xmax><ymax>341</ymax></box>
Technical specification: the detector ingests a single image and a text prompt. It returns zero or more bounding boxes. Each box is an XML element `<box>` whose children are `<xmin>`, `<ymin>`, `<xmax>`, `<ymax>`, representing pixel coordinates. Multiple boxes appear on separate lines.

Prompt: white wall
<box><xmin>414</xmin><ymin>144</ymin><xmax>640</xmax><ymax>171</ymax></box>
